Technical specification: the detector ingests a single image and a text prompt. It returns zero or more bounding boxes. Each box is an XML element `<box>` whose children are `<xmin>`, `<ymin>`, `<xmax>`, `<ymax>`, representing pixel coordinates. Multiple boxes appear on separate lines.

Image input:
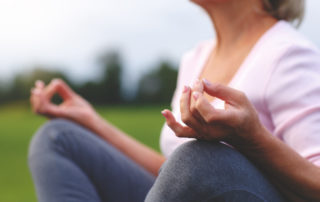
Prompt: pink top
<box><xmin>160</xmin><ymin>21</ymin><xmax>320</xmax><ymax>166</ymax></box>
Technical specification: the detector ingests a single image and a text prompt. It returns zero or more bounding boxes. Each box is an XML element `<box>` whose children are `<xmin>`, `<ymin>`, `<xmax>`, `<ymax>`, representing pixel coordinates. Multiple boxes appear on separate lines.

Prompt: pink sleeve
<box><xmin>265</xmin><ymin>45</ymin><xmax>320</xmax><ymax>167</ymax></box>
<box><xmin>313</xmin><ymin>159</ymin><xmax>320</xmax><ymax>167</ymax></box>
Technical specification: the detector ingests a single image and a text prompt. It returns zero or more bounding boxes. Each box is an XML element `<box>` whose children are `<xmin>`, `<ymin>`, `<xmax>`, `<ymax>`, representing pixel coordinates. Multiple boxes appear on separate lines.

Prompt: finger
<box><xmin>192</xmin><ymin>79</ymin><xmax>204</xmax><ymax>93</ymax></box>
<box><xmin>30</xmin><ymin>81</ymin><xmax>68</xmax><ymax>118</ymax></box>
<box><xmin>190</xmin><ymin>79</ymin><xmax>204</xmax><ymax>117</ymax></box>
<box><xmin>30</xmin><ymin>87</ymin><xmax>45</xmax><ymax>113</ymax></box>
<box><xmin>45</xmin><ymin>79</ymin><xmax>74</xmax><ymax>100</ymax></box>
<box><xmin>180</xmin><ymin>86</ymin><xmax>203</xmax><ymax>131</ymax></box>
<box><xmin>30</xmin><ymin>88</ymin><xmax>35</xmax><ymax>94</ymax></box>
<box><xmin>162</xmin><ymin>110</ymin><xmax>196</xmax><ymax>138</ymax></box>
<box><xmin>31</xmin><ymin>88</ymin><xmax>41</xmax><ymax>95</ymax></box>
<box><xmin>30</xmin><ymin>91</ymin><xmax>46</xmax><ymax>114</ymax></box>
<box><xmin>30</xmin><ymin>94</ymin><xmax>38</xmax><ymax>113</ymax></box>
<box><xmin>32</xmin><ymin>98</ymin><xmax>66</xmax><ymax>119</ymax></box>
<box><xmin>203</xmin><ymin>79</ymin><xmax>245</xmax><ymax>105</ymax></box>
<box><xmin>44</xmin><ymin>104</ymin><xmax>66</xmax><ymax>118</ymax></box>
<box><xmin>194</xmin><ymin>93</ymin><xmax>230</xmax><ymax>123</ymax></box>
<box><xmin>35</xmin><ymin>80</ymin><xmax>45</xmax><ymax>89</ymax></box>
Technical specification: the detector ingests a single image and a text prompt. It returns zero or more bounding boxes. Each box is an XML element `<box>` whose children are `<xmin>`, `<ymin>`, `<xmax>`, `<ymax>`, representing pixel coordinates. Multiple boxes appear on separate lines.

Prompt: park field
<box><xmin>0</xmin><ymin>104</ymin><xmax>167</xmax><ymax>202</ymax></box>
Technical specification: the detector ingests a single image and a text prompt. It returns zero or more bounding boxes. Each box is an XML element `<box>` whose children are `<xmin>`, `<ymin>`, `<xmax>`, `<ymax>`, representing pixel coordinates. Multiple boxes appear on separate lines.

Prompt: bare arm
<box><xmin>88</xmin><ymin>115</ymin><xmax>165</xmax><ymax>176</ymax></box>
<box><xmin>238</xmin><ymin>126</ymin><xmax>320</xmax><ymax>201</ymax></box>
<box><xmin>162</xmin><ymin>79</ymin><xmax>320</xmax><ymax>201</ymax></box>
<box><xmin>30</xmin><ymin>79</ymin><xmax>165</xmax><ymax>176</ymax></box>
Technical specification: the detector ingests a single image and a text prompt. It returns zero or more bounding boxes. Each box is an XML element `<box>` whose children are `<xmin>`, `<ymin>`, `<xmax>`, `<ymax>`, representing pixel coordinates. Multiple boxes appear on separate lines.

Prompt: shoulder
<box><xmin>258</xmin><ymin>21</ymin><xmax>320</xmax><ymax>90</ymax></box>
<box><xmin>264</xmin><ymin>22</ymin><xmax>320</xmax><ymax>107</ymax></box>
<box><xmin>264</xmin><ymin>21</ymin><xmax>320</xmax><ymax>60</ymax></box>
<box><xmin>271</xmin><ymin>21</ymin><xmax>320</xmax><ymax>73</ymax></box>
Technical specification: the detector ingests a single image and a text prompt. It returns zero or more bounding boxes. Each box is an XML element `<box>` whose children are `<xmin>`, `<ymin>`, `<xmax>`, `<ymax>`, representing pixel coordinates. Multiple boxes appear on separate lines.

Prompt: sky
<box><xmin>0</xmin><ymin>0</ymin><xmax>319</xmax><ymax>87</ymax></box>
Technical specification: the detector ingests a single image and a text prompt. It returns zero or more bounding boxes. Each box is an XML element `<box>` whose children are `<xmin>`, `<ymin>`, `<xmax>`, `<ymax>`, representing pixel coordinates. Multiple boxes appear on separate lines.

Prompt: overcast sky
<box><xmin>0</xmin><ymin>0</ymin><xmax>319</xmax><ymax>86</ymax></box>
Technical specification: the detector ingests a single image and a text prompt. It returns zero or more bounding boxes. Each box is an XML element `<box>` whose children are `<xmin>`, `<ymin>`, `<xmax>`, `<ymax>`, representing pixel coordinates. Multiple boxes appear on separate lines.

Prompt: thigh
<box><xmin>29</xmin><ymin>119</ymin><xmax>155</xmax><ymax>202</ymax></box>
<box><xmin>146</xmin><ymin>140</ymin><xmax>285</xmax><ymax>202</ymax></box>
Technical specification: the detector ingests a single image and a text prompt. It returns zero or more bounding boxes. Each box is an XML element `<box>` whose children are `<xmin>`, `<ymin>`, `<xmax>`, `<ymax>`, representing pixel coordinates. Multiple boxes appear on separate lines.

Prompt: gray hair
<box><xmin>262</xmin><ymin>0</ymin><xmax>305</xmax><ymax>26</ymax></box>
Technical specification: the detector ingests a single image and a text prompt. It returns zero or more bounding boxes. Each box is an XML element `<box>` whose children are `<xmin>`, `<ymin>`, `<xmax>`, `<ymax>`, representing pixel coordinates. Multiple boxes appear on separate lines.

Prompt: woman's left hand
<box><xmin>162</xmin><ymin>79</ymin><xmax>264</xmax><ymax>145</ymax></box>
<box><xmin>163</xmin><ymin>79</ymin><xmax>320</xmax><ymax>201</ymax></box>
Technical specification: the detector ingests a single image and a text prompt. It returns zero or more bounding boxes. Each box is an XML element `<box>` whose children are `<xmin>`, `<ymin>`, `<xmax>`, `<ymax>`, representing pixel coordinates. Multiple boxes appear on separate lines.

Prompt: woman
<box><xmin>29</xmin><ymin>0</ymin><xmax>320</xmax><ymax>201</ymax></box>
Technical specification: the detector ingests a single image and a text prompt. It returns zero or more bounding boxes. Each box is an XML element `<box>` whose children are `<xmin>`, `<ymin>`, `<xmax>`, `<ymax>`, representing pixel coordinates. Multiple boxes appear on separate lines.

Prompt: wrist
<box><xmin>85</xmin><ymin>111</ymin><xmax>104</xmax><ymax>132</ymax></box>
<box><xmin>230</xmin><ymin>123</ymin><xmax>270</xmax><ymax>152</ymax></box>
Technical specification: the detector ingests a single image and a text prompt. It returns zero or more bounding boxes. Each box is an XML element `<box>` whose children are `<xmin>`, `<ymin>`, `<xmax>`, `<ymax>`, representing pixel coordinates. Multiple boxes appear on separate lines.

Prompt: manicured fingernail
<box><xmin>32</xmin><ymin>89</ymin><xmax>41</xmax><ymax>95</ymax></box>
<box><xmin>35</xmin><ymin>80</ymin><xmax>43</xmax><ymax>87</ymax></box>
<box><xmin>203</xmin><ymin>79</ymin><xmax>211</xmax><ymax>86</ymax></box>
<box><xmin>183</xmin><ymin>86</ymin><xmax>189</xmax><ymax>93</ymax></box>
<box><xmin>193</xmin><ymin>79</ymin><xmax>201</xmax><ymax>87</ymax></box>
<box><xmin>51</xmin><ymin>78</ymin><xmax>60</xmax><ymax>84</ymax></box>
<box><xmin>161</xmin><ymin>110</ymin><xmax>168</xmax><ymax>118</ymax></box>
<box><xmin>193</xmin><ymin>92</ymin><xmax>200</xmax><ymax>100</ymax></box>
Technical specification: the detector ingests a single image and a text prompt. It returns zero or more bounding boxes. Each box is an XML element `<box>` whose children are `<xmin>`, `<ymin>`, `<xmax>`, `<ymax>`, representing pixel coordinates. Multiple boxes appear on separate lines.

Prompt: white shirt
<box><xmin>160</xmin><ymin>21</ymin><xmax>320</xmax><ymax>166</ymax></box>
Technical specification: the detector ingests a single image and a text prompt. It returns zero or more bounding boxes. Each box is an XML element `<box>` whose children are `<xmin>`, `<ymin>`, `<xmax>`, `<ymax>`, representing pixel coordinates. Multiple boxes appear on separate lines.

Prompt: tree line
<box><xmin>0</xmin><ymin>51</ymin><xmax>178</xmax><ymax>105</ymax></box>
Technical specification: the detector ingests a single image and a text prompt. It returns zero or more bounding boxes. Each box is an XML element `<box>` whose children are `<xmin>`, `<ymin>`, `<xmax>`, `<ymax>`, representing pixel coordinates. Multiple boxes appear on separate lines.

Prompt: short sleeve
<box><xmin>265</xmin><ymin>45</ymin><xmax>320</xmax><ymax>166</ymax></box>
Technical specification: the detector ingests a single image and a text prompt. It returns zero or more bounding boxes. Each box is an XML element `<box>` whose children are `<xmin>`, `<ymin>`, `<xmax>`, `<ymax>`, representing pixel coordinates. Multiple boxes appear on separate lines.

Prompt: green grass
<box><xmin>0</xmin><ymin>104</ymin><xmax>167</xmax><ymax>202</ymax></box>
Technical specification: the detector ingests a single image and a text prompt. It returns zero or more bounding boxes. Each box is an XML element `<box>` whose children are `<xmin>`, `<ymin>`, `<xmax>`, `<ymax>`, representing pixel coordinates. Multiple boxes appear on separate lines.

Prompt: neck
<box><xmin>201</xmin><ymin>1</ymin><xmax>277</xmax><ymax>55</ymax></box>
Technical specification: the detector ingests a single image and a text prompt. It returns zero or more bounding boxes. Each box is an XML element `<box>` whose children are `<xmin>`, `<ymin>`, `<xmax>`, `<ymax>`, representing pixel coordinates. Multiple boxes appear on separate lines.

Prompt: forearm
<box><xmin>88</xmin><ymin>114</ymin><xmax>166</xmax><ymax>176</ymax></box>
<box><xmin>235</xmin><ymin>126</ymin><xmax>320</xmax><ymax>201</ymax></box>
<box><xmin>29</xmin><ymin>79</ymin><xmax>166</xmax><ymax>175</ymax></box>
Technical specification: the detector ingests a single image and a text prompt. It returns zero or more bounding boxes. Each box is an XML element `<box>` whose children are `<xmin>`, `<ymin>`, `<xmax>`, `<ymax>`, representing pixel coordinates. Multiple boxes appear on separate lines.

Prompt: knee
<box><xmin>146</xmin><ymin>141</ymin><xmax>243</xmax><ymax>201</ymax></box>
<box><xmin>165</xmin><ymin>140</ymin><xmax>237</xmax><ymax>172</ymax></box>
<box><xmin>148</xmin><ymin>141</ymin><xmax>283</xmax><ymax>202</ymax></box>
<box><xmin>159</xmin><ymin>140</ymin><xmax>247</xmax><ymax>188</ymax></box>
<box><xmin>28</xmin><ymin>119</ymin><xmax>78</xmax><ymax>160</ymax></box>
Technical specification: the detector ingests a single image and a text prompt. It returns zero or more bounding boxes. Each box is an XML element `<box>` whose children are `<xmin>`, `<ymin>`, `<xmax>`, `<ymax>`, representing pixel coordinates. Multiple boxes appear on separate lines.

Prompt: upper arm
<box><xmin>266</xmin><ymin>45</ymin><xmax>320</xmax><ymax>166</ymax></box>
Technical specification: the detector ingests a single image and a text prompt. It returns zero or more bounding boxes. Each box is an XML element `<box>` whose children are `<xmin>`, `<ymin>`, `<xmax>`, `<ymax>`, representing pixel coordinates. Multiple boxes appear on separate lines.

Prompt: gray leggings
<box><xmin>28</xmin><ymin>119</ymin><xmax>285</xmax><ymax>202</ymax></box>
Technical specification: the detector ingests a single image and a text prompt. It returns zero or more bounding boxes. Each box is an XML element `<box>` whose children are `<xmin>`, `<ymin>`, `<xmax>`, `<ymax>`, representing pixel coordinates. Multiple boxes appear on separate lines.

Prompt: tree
<box><xmin>0</xmin><ymin>80</ymin><xmax>8</xmax><ymax>104</ymax></box>
<box><xmin>5</xmin><ymin>67</ymin><xmax>71</xmax><ymax>103</ymax></box>
<box><xmin>97</xmin><ymin>51</ymin><xmax>123</xmax><ymax>104</ymax></box>
<box><xmin>136</xmin><ymin>61</ymin><xmax>178</xmax><ymax>104</ymax></box>
<box><xmin>1</xmin><ymin>51</ymin><xmax>125</xmax><ymax>106</ymax></box>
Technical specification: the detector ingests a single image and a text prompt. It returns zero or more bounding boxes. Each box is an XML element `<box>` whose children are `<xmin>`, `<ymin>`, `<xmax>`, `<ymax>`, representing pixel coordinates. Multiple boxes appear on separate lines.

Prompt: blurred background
<box><xmin>0</xmin><ymin>0</ymin><xmax>319</xmax><ymax>201</ymax></box>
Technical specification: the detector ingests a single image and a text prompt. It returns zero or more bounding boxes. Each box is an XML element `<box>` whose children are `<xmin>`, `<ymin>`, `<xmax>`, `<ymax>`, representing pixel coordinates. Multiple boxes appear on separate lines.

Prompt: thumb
<box><xmin>192</xmin><ymin>79</ymin><xmax>204</xmax><ymax>93</ymax></box>
<box><xmin>38</xmin><ymin>102</ymin><xmax>64</xmax><ymax>118</ymax></box>
<box><xmin>45</xmin><ymin>79</ymin><xmax>74</xmax><ymax>100</ymax></box>
<box><xmin>43</xmin><ymin>103</ymin><xmax>71</xmax><ymax>119</ymax></box>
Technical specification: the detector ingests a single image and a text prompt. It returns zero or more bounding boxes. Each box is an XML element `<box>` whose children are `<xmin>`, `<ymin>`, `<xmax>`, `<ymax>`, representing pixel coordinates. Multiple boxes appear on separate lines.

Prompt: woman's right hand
<box><xmin>30</xmin><ymin>79</ymin><xmax>101</xmax><ymax>130</ymax></box>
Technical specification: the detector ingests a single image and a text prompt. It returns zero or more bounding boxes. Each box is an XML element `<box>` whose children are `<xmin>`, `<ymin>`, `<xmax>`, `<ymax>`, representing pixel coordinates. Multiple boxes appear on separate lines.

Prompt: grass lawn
<box><xmin>0</xmin><ymin>104</ymin><xmax>167</xmax><ymax>202</ymax></box>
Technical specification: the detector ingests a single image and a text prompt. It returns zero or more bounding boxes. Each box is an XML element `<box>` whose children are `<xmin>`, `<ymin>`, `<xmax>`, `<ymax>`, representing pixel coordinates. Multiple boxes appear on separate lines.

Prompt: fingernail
<box><xmin>161</xmin><ymin>110</ymin><xmax>168</xmax><ymax>118</ymax></box>
<box><xmin>32</xmin><ymin>89</ymin><xmax>41</xmax><ymax>95</ymax></box>
<box><xmin>36</xmin><ymin>80</ymin><xmax>44</xmax><ymax>87</ymax></box>
<box><xmin>193</xmin><ymin>92</ymin><xmax>200</xmax><ymax>101</ymax></box>
<box><xmin>183</xmin><ymin>86</ymin><xmax>189</xmax><ymax>93</ymax></box>
<box><xmin>203</xmin><ymin>79</ymin><xmax>211</xmax><ymax>86</ymax></box>
<box><xmin>193</xmin><ymin>79</ymin><xmax>200</xmax><ymax>87</ymax></box>
<box><xmin>51</xmin><ymin>78</ymin><xmax>60</xmax><ymax>84</ymax></box>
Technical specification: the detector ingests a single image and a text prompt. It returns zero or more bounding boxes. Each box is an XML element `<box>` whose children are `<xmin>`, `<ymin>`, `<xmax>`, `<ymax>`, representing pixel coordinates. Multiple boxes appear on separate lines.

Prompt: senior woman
<box><xmin>29</xmin><ymin>0</ymin><xmax>320</xmax><ymax>201</ymax></box>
